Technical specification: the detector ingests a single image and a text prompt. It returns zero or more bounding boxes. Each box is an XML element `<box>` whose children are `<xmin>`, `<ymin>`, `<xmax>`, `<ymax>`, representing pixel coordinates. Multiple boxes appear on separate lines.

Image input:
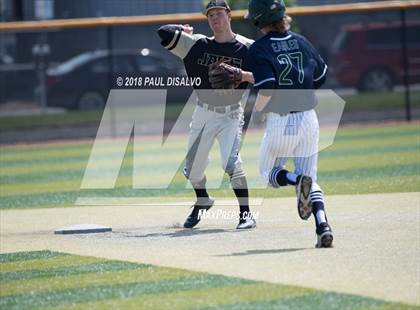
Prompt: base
<box><xmin>54</xmin><ymin>224</ymin><xmax>112</xmax><ymax>235</ymax></box>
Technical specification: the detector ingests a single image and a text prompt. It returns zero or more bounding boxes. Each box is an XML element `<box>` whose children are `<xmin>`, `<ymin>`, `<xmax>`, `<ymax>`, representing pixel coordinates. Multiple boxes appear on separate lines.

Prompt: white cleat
<box><xmin>236</xmin><ymin>217</ymin><xmax>256</xmax><ymax>230</ymax></box>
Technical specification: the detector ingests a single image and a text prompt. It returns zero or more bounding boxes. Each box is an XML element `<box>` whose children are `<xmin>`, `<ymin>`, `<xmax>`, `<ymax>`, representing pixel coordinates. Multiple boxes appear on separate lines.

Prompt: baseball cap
<box><xmin>203</xmin><ymin>0</ymin><xmax>231</xmax><ymax>16</ymax></box>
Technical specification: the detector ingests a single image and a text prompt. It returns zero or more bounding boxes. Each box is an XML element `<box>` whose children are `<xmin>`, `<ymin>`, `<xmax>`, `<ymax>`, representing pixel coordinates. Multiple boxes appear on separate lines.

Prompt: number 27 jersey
<box><xmin>248</xmin><ymin>31</ymin><xmax>327</xmax><ymax>90</ymax></box>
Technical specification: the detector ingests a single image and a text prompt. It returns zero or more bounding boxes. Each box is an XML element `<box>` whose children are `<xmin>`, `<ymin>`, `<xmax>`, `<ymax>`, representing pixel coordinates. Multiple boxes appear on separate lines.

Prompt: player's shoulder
<box><xmin>251</xmin><ymin>33</ymin><xmax>272</xmax><ymax>48</ymax></box>
<box><xmin>249</xmin><ymin>35</ymin><xmax>269</xmax><ymax>55</ymax></box>
<box><xmin>190</xmin><ymin>33</ymin><xmax>210</xmax><ymax>44</ymax></box>
<box><xmin>234</xmin><ymin>34</ymin><xmax>254</xmax><ymax>48</ymax></box>
<box><xmin>289</xmin><ymin>32</ymin><xmax>314</xmax><ymax>48</ymax></box>
<box><xmin>290</xmin><ymin>31</ymin><xmax>306</xmax><ymax>40</ymax></box>
<box><xmin>193</xmin><ymin>35</ymin><xmax>219</xmax><ymax>47</ymax></box>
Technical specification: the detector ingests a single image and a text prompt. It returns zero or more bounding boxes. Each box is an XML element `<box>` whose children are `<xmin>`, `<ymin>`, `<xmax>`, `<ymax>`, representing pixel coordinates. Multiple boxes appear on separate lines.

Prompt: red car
<box><xmin>332</xmin><ymin>22</ymin><xmax>420</xmax><ymax>92</ymax></box>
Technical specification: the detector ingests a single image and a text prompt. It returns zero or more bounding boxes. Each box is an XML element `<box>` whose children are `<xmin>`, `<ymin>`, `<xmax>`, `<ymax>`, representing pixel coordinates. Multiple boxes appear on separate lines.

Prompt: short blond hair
<box><xmin>264</xmin><ymin>15</ymin><xmax>292</xmax><ymax>33</ymax></box>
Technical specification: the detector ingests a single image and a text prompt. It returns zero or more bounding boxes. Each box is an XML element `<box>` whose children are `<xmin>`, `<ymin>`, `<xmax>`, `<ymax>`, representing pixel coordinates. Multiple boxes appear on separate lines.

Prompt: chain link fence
<box><xmin>0</xmin><ymin>1</ymin><xmax>419</xmax><ymax>142</ymax></box>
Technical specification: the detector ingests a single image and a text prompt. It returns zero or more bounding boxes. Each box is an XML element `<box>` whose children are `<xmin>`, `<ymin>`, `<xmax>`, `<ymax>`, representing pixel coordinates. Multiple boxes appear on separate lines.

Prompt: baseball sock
<box><xmin>191</xmin><ymin>177</ymin><xmax>209</xmax><ymax>204</ymax></box>
<box><xmin>233</xmin><ymin>187</ymin><xmax>250</xmax><ymax>219</ymax></box>
<box><xmin>193</xmin><ymin>188</ymin><xmax>209</xmax><ymax>199</ymax></box>
<box><xmin>270</xmin><ymin>168</ymin><xmax>298</xmax><ymax>187</ymax></box>
<box><xmin>230</xmin><ymin>175</ymin><xmax>250</xmax><ymax>220</ymax></box>
<box><xmin>310</xmin><ymin>189</ymin><xmax>327</xmax><ymax>226</ymax></box>
<box><xmin>191</xmin><ymin>177</ymin><xmax>209</xmax><ymax>205</ymax></box>
<box><xmin>312</xmin><ymin>202</ymin><xmax>327</xmax><ymax>226</ymax></box>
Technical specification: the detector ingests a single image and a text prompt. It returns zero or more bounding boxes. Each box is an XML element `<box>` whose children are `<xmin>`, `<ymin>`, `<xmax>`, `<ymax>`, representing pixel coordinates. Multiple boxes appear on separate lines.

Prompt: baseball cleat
<box><xmin>183</xmin><ymin>197</ymin><xmax>215</xmax><ymax>229</ymax></box>
<box><xmin>296</xmin><ymin>175</ymin><xmax>313</xmax><ymax>220</ymax></box>
<box><xmin>236</xmin><ymin>217</ymin><xmax>256</xmax><ymax>230</ymax></box>
<box><xmin>315</xmin><ymin>222</ymin><xmax>334</xmax><ymax>248</ymax></box>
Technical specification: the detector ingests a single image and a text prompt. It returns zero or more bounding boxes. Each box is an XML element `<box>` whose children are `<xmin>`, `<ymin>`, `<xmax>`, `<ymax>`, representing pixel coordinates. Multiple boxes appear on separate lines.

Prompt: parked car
<box><xmin>331</xmin><ymin>22</ymin><xmax>420</xmax><ymax>92</ymax></box>
<box><xmin>46</xmin><ymin>49</ymin><xmax>188</xmax><ymax>110</ymax></box>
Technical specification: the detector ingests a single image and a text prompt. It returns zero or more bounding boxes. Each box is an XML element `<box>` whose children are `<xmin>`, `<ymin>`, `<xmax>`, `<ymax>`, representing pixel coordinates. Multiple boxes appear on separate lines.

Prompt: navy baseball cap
<box><xmin>203</xmin><ymin>0</ymin><xmax>231</xmax><ymax>16</ymax></box>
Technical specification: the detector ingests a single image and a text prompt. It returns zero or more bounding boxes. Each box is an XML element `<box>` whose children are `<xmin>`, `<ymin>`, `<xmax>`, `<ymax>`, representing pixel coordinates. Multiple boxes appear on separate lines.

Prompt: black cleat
<box><xmin>296</xmin><ymin>175</ymin><xmax>313</xmax><ymax>220</ymax></box>
<box><xmin>183</xmin><ymin>197</ymin><xmax>214</xmax><ymax>229</ymax></box>
<box><xmin>316</xmin><ymin>222</ymin><xmax>334</xmax><ymax>248</ymax></box>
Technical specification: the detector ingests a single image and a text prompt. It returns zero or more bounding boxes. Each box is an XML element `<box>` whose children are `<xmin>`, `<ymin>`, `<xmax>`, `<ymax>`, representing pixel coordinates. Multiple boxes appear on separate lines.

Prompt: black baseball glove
<box><xmin>208</xmin><ymin>61</ymin><xmax>242</xmax><ymax>89</ymax></box>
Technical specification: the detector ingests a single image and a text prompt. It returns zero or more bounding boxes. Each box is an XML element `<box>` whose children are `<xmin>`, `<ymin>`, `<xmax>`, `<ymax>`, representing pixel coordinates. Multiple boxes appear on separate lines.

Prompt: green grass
<box><xmin>0</xmin><ymin>250</ymin><xmax>416</xmax><ymax>310</ymax></box>
<box><xmin>0</xmin><ymin>122</ymin><xmax>419</xmax><ymax>209</ymax></box>
<box><xmin>0</xmin><ymin>103</ymin><xmax>191</xmax><ymax>131</ymax></box>
<box><xmin>0</xmin><ymin>111</ymin><xmax>103</xmax><ymax>131</ymax></box>
<box><xmin>0</xmin><ymin>91</ymin><xmax>418</xmax><ymax>132</ymax></box>
<box><xmin>341</xmin><ymin>90</ymin><xmax>420</xmax><ymax>112</ymax></box>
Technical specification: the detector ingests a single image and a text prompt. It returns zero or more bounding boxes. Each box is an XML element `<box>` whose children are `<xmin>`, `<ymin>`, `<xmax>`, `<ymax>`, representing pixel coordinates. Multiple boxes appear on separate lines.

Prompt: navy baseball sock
<box><xmin>312</xmin><ymin>201</ymin><xmax>327</xmax><ymax>227</ymax></box>
<box><xmin>270</xmin><ymin>168</ymin><xmax>298</xmax><ymax>187</ymax></box>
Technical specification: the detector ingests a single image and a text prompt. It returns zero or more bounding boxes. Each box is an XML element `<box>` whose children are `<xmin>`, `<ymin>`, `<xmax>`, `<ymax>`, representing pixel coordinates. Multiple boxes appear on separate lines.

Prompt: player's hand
<box><xmin>182</xmin><ymin>24</ymin><xmax>194</xmax><ymax>34</ymax></box>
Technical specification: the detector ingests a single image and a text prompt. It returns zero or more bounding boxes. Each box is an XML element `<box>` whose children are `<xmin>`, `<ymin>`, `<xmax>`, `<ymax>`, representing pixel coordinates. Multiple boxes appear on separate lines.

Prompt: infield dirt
<box><xmin>1</xmin><ymin>192</ymin><xmax>419</xmax><ymax>305</ymax></box>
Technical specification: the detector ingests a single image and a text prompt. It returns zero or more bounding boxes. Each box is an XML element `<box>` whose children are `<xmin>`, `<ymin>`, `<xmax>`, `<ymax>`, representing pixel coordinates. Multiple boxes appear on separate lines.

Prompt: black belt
<box><xmin>197</xmin><ymin>101</ymin><xmax>240</xmax><ymax>114</ymax></box>
<box><xmin>276</xmin><ymin>111</ymin><xmax>299</xmax><ymax>116</ymax></box>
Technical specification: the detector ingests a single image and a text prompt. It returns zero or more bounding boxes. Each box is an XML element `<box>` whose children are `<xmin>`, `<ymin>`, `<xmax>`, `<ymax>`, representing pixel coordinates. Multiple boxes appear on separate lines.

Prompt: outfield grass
<box><xmin>0</xmin><ymin>110</ymin><xmax>102</xmax><ymax>131</ymax></box>
<box><xmin>341</xmin><ymin>90</ymin><xmax>420</xmax><ymax>111</ymax></box>
<box><xmin>0</xmin><ymin>122</ymin><xmax>419</xmax><ymax>209</ymax></box>
<box><xmin>0</xmin><ymin>91</ymin><xmax>419</xmax><ymax>132</ymax></box>
<box><xmin>0</xmin><ymin>250</ymin><xmax>416</xmax><ymax>310</ymax></box>
<box><xmin>0</xmin><ymin>104</ymin><xmax>191</xmax><ymax>131</ymax></box>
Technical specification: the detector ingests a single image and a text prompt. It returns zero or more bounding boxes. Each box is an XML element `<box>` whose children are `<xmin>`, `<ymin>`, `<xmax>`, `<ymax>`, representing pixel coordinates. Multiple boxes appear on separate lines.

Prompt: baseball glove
<box><xmin>208</xmin><ymin>61</ymin><xmax>242</xmax><ymax>89</ymax></box>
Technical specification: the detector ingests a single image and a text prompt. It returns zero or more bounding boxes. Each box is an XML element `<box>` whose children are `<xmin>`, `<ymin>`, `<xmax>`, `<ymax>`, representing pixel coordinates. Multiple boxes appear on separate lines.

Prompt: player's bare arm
<box><xmin>254</xmin><ymin>93</ymin><xmax>271</xmax><ymax>112</ymax></box>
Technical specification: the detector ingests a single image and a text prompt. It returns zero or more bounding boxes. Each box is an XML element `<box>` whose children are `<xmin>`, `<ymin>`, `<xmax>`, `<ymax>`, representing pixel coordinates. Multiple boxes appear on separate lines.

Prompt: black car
<box><xmin>46</xmin><ymin>49</ymin><xmax>188</xmax><ymax>110</ymax></box>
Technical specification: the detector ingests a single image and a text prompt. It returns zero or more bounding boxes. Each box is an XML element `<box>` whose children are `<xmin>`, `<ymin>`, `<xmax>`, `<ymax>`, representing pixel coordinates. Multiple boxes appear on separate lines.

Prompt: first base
<box><xmin>54</xmin><ymin>224</ymin><xmax>112</xmax><ymax>234</ymax></box>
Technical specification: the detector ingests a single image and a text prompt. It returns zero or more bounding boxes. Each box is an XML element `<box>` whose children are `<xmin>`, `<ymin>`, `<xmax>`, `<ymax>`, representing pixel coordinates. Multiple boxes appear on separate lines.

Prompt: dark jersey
<box><xmin>183</xmin><ymin>37</ymin><xmax>250</xmax><ymax>90</ymax></box>
<box><xmin>158</xmin><ymin>26</ymin><xmax>253</xmax><ymax>106</ymax></box>
<box><xmin>248</xmin><ymin>31</ymin><xmax>327</xmax><ymax>114</ymax></box>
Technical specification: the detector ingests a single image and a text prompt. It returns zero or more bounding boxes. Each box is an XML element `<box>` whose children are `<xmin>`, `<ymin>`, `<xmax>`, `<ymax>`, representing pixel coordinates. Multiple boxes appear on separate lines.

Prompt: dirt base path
<box><xmin>1</xmin><ymin>192</ymin><xmax>419</xmax><ymax>305</ymax></box>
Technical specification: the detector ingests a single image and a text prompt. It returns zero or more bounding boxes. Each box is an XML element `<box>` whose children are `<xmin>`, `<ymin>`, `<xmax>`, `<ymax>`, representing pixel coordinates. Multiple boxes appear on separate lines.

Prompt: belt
<box><xmin>277</xmin><ymin>111</ymin><xmax>299</xmax><ymax>117</ymax></box>
<box><xmin>197</xmin><ymin>101</ymin><xmax>240</xmax><ymax>114</ymax></box>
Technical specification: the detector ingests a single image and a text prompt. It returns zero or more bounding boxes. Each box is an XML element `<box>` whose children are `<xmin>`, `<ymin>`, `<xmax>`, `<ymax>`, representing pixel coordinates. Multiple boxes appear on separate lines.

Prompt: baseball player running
<box><xmin>246</xmin><ymin>0</ymin><xmax>333</xmax><ymax>247</ymax></box>
<box><xmin>157</xmin><ymin>0</ymin><xmax>256</xmax><ymax>229</ymax></box>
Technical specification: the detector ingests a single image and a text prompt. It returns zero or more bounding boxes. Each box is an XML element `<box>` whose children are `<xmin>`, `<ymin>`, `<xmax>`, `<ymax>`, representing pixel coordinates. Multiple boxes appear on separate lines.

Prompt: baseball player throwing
<box><xmin>157</xmin><ymin>0</ymin><xmax>256</xmax><ymax>229</ymax></box>
<box><xmin>246</xmin><ymin>0</ymin><xmax>333</xmax><ymax>247</ymax></box>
